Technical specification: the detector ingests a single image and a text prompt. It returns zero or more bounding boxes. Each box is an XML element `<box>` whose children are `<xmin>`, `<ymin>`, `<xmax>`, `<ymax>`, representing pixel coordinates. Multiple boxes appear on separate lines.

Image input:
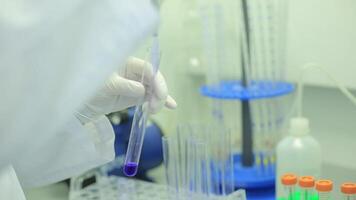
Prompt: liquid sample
<box><xmin>123</xmin><ymin>162</ymin><xmax>138</xmax><ymax>177</ymax></box>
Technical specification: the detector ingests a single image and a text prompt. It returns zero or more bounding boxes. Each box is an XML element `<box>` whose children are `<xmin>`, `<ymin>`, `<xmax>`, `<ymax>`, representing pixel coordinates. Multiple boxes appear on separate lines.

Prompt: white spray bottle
<box><xmin>276</xmin><ymin>117</ymin><xmax>322</xmax><ymax>197</ymax></box>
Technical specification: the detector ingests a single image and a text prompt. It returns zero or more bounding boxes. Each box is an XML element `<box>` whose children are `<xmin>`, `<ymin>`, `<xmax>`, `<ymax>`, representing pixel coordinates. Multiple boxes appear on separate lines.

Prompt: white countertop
<box><xmin>24</xmin><ymin>182</ymin><xmax>69</xmax><ymax>200</ymax></box>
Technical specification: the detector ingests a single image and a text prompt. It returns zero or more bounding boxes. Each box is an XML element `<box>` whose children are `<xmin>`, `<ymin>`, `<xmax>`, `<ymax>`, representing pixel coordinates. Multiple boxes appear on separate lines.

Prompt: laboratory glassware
<box><xmin>123</xmin><ymin>35</ymin><xmax>160</xmax><ymax>176</ymax></box>
<box><xmin>276</xmin><ymin>117</ymin><xmax>321</xmax><ymax>197</ymax></box>
<box><xmin>341</xmin><ymin>183</ymin><xmax>356</xmax><ymax>200</ymax></box>
<box><xmin>162</xmin><ymin>124</ymin><xmax>234</xmax><ymax>198</ymax></box>
<box><xmin>316</xmin><ymin>180</ymin><xmax>333</xmax><ymax>200</ymax></box>
<box><xmin>281</xmin><ymin>173</ymin><xmax>298</xmax><ymax>200</ymax></box>
<box><xmin>198</xmin><ymin>0</ymin><xmax>292</xmax><ymax>198</ymax></box>
<box><xmin>299</xmin><ymin>176</ymin><xmax>316</xmax><ymax>200</ymax></box>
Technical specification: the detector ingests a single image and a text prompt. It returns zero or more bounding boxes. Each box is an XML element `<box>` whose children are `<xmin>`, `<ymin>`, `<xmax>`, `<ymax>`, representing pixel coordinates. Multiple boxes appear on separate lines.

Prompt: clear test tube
<box><xmin>340</xmin><ymin>182</ymin><xmax>356</xmax><ymax>200</ymax></box>
<box><xmin>186</xmin><ymin>137</ymin><xmax>197</xmax><ymax>198</ymax></box>
<box><xmin>299</xmin><ymin>176</ymin><xmax>315</xmax><ymax>200</ymax></box>
<box><xmin>316</xmin><ymin>180</ymin><xmax>333</xmax><ymax>200</ymax></box>
<box><xmin>162</xmin><ymin>136</ymin><xmax>179</xmax><ymax>199</ymax></box>
<box><xmin>176</xmin><ymin>124</ymin><xmax>191</xmax><ymax>194</ymax></box>
<box><xmin>281</xmin><ymin>173</ymin><xmax>298</xmax><ymax>200</ymax></box>
<box><xmin>195</xmin><ymin>141</ymin><xmax>210</xmax><ymax>199</ymax></box>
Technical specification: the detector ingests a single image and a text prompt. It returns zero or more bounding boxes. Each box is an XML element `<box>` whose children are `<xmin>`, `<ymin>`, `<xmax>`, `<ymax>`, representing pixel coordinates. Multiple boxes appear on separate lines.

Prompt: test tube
<box><xmin>162</xmin><ymin>136</ymin><xmax>180</xmax><ymax>199</ymax></box>
<box><xmin>299</xmin><ymin>176</ymin><xmax>315</xmax><ymax>200</ymax></box>
<box><xmin>316</xmin><ymin>180</ymin><xmax>333</xmax><ymax>200</ymax></box>
<box><xmin>281</xmin><ymin>173</ymin><xmax>298</xmax><ymax>200</ymax></box>
<box><xmin>340</xmin><ymin>182</ymin><xmax>356</xmax><ymax>200</ymax></box>
<box><xmin>123</xmin><ymin>35</ymin><xmax>160</xmax><ymax>177</ymax></box>
<box><xmin>195</xmin><ymin>141</ymin><xmax>209</xmax><ymax>199</ymax></box>
<box><xmin>123</xmin><ymin>104</ymin><xmax>148</xmax><ymax>176</ymax></box>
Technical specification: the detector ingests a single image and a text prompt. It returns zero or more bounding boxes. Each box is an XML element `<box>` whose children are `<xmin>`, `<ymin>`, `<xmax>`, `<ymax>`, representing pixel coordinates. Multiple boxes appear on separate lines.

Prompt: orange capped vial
<box><xmin>281</xmin><ymin>173</ymin><xmax>298</xmax><ymax>200</ymax></box>
<box><xmin>316</xmin><ymin>180</ymin><xmax>333</xmax><ymax>200</ymax></box>
<box><xmin>299</xmin><ymin>176</ymin><xmax>315</xmax><ymax>200</ymax></box>
<box><xmin>340</xmin><ymin>182</ymin><xmax>356</xmax><ymax>200</ymax></box>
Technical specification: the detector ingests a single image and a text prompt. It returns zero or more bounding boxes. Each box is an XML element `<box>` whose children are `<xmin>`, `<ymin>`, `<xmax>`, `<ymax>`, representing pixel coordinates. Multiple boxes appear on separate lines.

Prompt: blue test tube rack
<box><xmin>200</xmin><ymin>80</ymin><xmax>294</xmax><ymax>200</ymax></box>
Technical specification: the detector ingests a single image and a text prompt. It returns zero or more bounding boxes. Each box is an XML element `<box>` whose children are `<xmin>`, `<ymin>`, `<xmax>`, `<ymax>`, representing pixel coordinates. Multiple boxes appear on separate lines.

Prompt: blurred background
<box><xmin>153</xmin><ymin>0</ymin><xmax>356</xmax><ymax>185</ymax></box>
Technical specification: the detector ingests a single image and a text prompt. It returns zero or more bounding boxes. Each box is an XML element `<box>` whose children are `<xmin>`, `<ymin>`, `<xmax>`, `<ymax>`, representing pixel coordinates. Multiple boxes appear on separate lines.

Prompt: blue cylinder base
<box><xmin>212</xmin><ymin>154</ymin><xmax>276</xmax><ymax>199</ymax></box>
<box><xmin>233</xmin><ymin>154</ymin><xmax>276</xmax><ymax>200</ymax></box>
<box><xmin>200</xmin><ymin>80</ymin><xmax>294</xmax><ymax>100</ymax></box>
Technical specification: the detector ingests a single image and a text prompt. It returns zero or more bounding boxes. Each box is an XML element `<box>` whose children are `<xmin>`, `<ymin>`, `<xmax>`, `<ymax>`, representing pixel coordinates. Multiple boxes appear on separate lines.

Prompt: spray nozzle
<box><xmin>289</xmin><ymin>117</ymin><xmax>310</xmax><ymax>136</ymax></box>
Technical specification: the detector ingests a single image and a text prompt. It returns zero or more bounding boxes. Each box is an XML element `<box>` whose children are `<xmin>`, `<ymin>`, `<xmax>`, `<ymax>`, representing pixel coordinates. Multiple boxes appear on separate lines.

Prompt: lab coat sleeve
<box><xmin>0</xmin><ymin>0</ymin><xmax>158</xmax><ymax>189</ymax></box>
<box><xmin>0</xmin><ymin>165</ymin><xmax>26</xmax><ymax>200</ymax></box>
<box><xmin>82</xmin><ymin>115</ymin><xmax>116</xmax><ymax>162</ymax></box>
<box><xmin>13</xmin><ymin>115</ymin><xmax>115</xmax><ymax>188</ymax></box>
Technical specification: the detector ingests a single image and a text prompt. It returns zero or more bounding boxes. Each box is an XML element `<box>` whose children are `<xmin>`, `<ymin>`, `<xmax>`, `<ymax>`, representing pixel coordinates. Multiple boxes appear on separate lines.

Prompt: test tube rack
<box><xmin>162</xmin><ymin>124</ymin><xmax>236</xmax><ymax>198</ymax></box>
<box><xmin>198</xmin><ymin>0</ymin><xmax>294</xmax><ymax>199</ymax></box>
<box><xmin>68</xmin><ymin>167</ymin><xmax>247</xmax><ymax>200</ymax></box>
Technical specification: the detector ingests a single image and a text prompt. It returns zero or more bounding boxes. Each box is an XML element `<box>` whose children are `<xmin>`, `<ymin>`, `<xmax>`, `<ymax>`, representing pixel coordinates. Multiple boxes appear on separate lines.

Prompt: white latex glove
<box><xmin>77</xmin><ymin>57</ymin><xmax>177</xmax><ymax>123</ymax></box>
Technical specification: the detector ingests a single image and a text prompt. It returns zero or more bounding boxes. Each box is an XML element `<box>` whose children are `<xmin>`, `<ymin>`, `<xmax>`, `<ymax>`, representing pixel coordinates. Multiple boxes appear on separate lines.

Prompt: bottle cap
<box><xmin>316</xmin><ymin>180</ymin><xmax>333</xmax><ymax>192</ymax></box>
<box><xmin>290</xmin><ymin>117</ymin><xmax>310</xmax><ymax>136</ymax></box>
<box><xmin>281</xmin><ymin>173</ymin><xmax>298</xmax><ymax>185</ymax></box>
<box><xmin>341</xmin><ymin>183</ymin><xmax>356</xmax><ymax>194</ymax></box>
<box><xmin>299</xmin><ymin>176</ymin><xmax>315</xmax><ymax>188</ymax></box>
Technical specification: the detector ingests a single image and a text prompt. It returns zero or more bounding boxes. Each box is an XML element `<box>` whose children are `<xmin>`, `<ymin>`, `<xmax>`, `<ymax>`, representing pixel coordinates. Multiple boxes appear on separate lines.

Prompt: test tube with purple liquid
<box><xmin>123</xmin><ymin>35</ymin><xmax>160</xmax><ymax>177</ymax></box>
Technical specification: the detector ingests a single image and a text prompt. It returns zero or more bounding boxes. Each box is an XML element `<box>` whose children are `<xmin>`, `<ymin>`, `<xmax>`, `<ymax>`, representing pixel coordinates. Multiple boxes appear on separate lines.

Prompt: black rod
<box><xmin>241</xmin><ymin>0</ymin><xmax>254</xmax><ymax>166</ymax></box>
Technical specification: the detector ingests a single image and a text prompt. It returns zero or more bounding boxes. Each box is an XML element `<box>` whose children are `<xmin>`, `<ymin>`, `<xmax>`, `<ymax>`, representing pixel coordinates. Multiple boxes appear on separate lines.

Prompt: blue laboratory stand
<box><xmin>232</xmin><ymin>154</ymin><xmax>276</xmax><ymax>200</ymax></box>
<box><xmin>200</xmin><ymin>80</ymin><xmax>295</xmax><ymax>200</ymax></box>
<box><xmin>200</xmin><ymin>80</ymin><xmax>294</xmax><ymax>100</ymax></box>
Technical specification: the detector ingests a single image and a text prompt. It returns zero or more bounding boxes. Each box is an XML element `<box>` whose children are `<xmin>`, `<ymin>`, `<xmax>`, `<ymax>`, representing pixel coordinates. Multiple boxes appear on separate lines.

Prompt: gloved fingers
<box><xmin>148</xmin><ymin>95</ymin><xmax>164</xmax><ymax>114</ymax></box>
<box><xmin>147</xmin><ymin>71</ymin><xmax>167</xmax><ymax>113</ymax></box>
<box><xmin>119</xmin><ymin>56</ymin><xmax>177</xmax><ymax>113</ymax></box>
<box><xmin>104</xmin><ymin>74</ymin><xmax>145</xmax><ymax>97</ymax></box>
<box><xmin>152</xmin><ymin>71</ymin><xmax>168</xmax><ymax>100</ymax></box>
<box><xmin>111</xmin><ymin>96</ymin><xmax>143</xmax><ymax>112</ymax></box>
<box><xmin>148</xmin><ymin>72</ymin><xmax>177</xmax><ymax>113</ymax></box>
<box><xmin>123</xmin><ymin>57</ymin><xmax>154</xmax><ymax>82</ymax></box>
<box><xmin>165</xmin><ymin>95</ymin><xmax>177</xmax><ymax>109</ymax></box>
<box><xmin>148</xmin><ymin>95</ymin><xmax>177</xmax><ymax>114</ymax></box>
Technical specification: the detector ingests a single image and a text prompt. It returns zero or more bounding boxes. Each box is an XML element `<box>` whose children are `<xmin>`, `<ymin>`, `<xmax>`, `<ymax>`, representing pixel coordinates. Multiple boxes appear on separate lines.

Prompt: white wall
<box><xmin>302</xmin><ymin>86</ymin><xmax>356</xmax><ymax>197</ymax></box>
<box><xmin>287</xmin><ymin>0</ymin><xmax>356</xmax><ymax>88</ymax></box>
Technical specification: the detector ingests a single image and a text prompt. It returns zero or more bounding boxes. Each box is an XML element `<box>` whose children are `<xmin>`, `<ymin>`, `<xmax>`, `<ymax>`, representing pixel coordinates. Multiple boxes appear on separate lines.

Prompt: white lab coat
<box><xmin>0</xmin><ymin>0</ymin><xmax>158</xmax><ymax>198</ymax></box>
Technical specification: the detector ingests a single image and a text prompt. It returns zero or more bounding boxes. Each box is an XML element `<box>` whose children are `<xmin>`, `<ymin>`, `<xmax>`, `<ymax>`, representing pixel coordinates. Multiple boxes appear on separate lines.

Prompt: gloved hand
<box><xmin>76</xmin><ymin>57</ymin><xmax>177</xmax><ymax>124</ymax></box>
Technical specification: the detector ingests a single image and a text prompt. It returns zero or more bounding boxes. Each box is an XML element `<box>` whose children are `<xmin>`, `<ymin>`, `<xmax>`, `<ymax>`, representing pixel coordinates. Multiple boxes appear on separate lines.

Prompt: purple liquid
<box><xmin>123</xmin><ymin>162</ymin><xmax>138</xmax><ymax>177</ymax></box>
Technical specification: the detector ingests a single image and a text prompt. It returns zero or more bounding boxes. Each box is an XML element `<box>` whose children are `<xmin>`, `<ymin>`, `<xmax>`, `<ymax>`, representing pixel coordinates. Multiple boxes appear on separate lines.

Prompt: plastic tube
<box><xmin>278</xmin><ymin>0</ymin><xmax>289</xmax><ymax>82</ymax></box>
<box><xmin>195</xmin><ymin>141</ymin><xmax>208</xmax><ymax>199</ymax></box>
<box><xmin>299</xmin><ymin>176</ymin><xmax>316</xmax><ymax>200</ymax></box>
<box><xmin>175</xmin><ymin>124</ymin><xmax>197</xmax><ymax>199</ymax></box>
<box><xmin>123</xmin><ymin>103</ymin><xmax>148</xmax><ymax>176</ymax></box>
<box><xmin>176</xmin><ymin>124</ymin><xmax>191</xmax><ymax>194</ymax></box>
<box><xmin>123</xmin><ymin>36</ymin><xmax>160</xmax><ymax>176</ymax></box>
<box><xmin>281</xmin><ymin>173</ymin><xmax>298</xmax><ymax>200</ymax></box>
<box><xmin>216</xmin><ymin>127</ymin><xmax>230</xmax><ymax>195</ymax></box>
<box><xmin>316</xmin><ymin>180</ymin><xmax>333</xmax><ymax>200</ymax></box>
<box><xmin>296</xmin><ymin>63</ymin><xmax>356</xmax><ymax>118</ymax></box>
<box><xmin>200</xmin><ymin>2</ymin><xmax>219</xmax><ymax>87</ymax></box>
<box><xmin>340</xmin><ymin>183</ymin><xmax>356</xmax><ymax>200</ymax></box>
<box><xmin>186</xmin><ymin>137</ymin><xmax>198</xmax><ymax>199</ymax></box>
<box><xmin>162</xmin><ymin>136</ymin><xmax>180</xmax><ymax>199</ymax></box>
<box><xmin>206</xmin><ymin>126</ymin><xmax>220</xmax><ymax>195</ymax></box>
<box><xmin>202</xmin><ymin>142</ymin><xmax>213</xmax><ymax>197</ymax></box>
<box><xmin>225</xmin><ymin>127</ymin><xmax>235</xmax><ymax>195</ymax></box>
